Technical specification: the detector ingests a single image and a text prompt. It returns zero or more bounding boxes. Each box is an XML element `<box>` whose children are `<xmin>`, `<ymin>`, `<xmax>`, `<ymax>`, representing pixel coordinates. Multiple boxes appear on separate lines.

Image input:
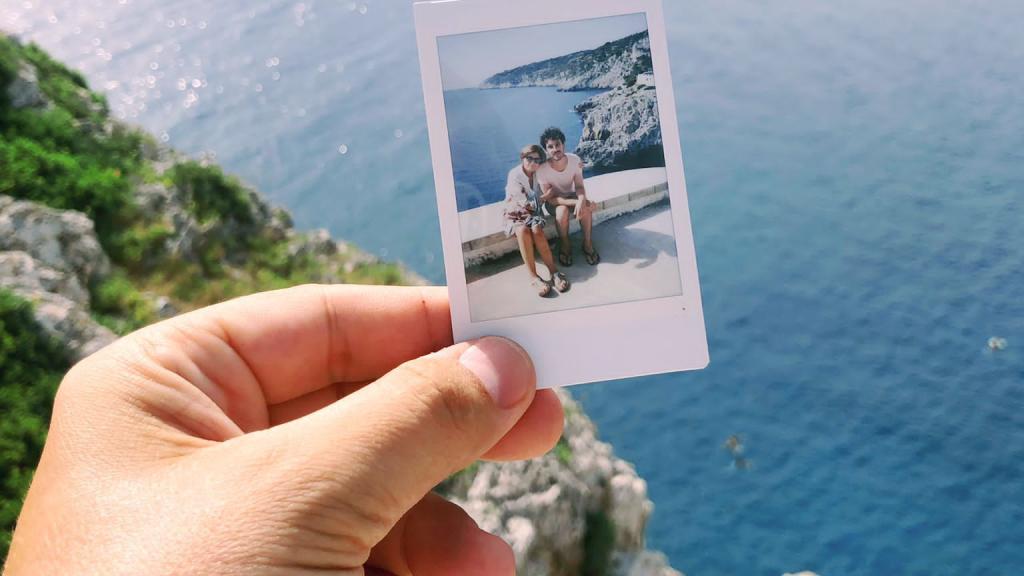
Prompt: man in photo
<box><xmin>537</xmin><ymin>127</ymin><xmax>600</xmax><ymax>266</ymax></box>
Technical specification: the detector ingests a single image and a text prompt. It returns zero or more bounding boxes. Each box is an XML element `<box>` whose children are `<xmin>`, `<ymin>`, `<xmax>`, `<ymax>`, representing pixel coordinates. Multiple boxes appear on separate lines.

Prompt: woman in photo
<box><xmin>503</xmin><ymin>144</ymin><xmax>570</xmax><ymax>296</ymax></box>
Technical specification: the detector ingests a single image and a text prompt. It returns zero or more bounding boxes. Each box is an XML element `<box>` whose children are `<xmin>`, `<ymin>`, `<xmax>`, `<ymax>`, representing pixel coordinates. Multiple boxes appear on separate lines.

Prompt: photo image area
<box><xmin>438</xmin><ymin>13</ymin><xmax>684</xmax><ymax>322</ymax></box>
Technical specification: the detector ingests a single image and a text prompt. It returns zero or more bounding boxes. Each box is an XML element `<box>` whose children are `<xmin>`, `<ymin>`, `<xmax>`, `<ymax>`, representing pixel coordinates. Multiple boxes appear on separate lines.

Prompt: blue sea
<box><xmin>444</xmin><ymin>87</ymin><xmax>601</xmax><ymax>212</ymax></box>
<box><xmin>5</xmin><ymin>1</ymin><xmax>1023</xmax><ymax>574</ymax></box>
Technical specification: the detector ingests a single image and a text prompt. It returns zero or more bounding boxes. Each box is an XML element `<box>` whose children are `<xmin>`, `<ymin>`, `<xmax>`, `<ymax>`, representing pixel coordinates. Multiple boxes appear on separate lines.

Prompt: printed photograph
<box><xmin>439</xmin><ymin>13</ymin><xmax>684</xmax><ymax>322</ymax></box>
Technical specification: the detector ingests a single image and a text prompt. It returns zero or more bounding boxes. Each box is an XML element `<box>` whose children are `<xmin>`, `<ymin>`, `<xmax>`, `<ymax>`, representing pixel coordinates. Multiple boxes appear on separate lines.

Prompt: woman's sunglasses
<box><xmin>525</xmin><ymin>156</ymin><xmax>545</xmax><ymax>164</ymax></box>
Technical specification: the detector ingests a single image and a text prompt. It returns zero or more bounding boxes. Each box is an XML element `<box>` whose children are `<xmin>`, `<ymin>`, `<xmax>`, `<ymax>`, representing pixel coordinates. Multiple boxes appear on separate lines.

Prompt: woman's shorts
<box><xmin>505</xmin><ymin>213</ymin><xmax>549</xmax><ymax>237</ymax></box>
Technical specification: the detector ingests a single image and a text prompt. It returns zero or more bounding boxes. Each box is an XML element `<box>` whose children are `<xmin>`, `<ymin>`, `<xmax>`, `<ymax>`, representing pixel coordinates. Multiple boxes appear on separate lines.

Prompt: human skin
<box><xmin>539</xmin><ymin>139</ymin><xmax>594</xmax><ymax>257</ymax></box>
<box><xmin>4</xmin><ymin>285</ymin><xmax>564</xmax><ymax>575</ymax></box>
<box><xmin>514</xmin><ymin>155</ymin><xmax>559</xmax><ymax>282</ymax></box>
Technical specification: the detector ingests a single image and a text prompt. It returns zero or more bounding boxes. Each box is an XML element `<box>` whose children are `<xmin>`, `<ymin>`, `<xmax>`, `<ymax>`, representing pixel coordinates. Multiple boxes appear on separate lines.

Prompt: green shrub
<box><xmin>91</xmin><ymin>272</ymin><xmax>156</xmax><ymax>334</ymax></box>
<box><xmin>19</xmin><ymin>42</ymin><xmax>105</xmax><ymax>123</ymax></box>
<box><xmin>0</xmin><ymin>101</ymin><xmax>144</xmax><ymax>174</ymax></box>
<box><xmin>168</xmin><ymin>161</ymin><xmax>254</xmax><ymax>225</ymax></box>
<box><xmin>0</xmin><ymin>290</ymin><xmax>69</xmax><ymax>560</ymax></box>
<box><xmin>106</xmin><ymin>223</ymin><xmax>174</xmax><ymax>272</ymax></box>
<box><xmin>0</xmin><ymin>37</ymin><xmax>20</xmax><ymax>108</ymax></box>
<box><xmin>582</xmin><ymin>511</ymin><xmax>617</xmax><ymax>576</ymax></box>
<box><xmin>347</xmin><ymin>262</ymin><xmax>405</xmax><ymax>286</ymax></box>
<box><xmin>0</xmin><ymin>37</ymin><xmax>145</xmax><ymax>261</ymax></box>
<box><xmin>554</xmin><ymin>435</ymin><xmax>573</xmax><ymax>466</ymax></box>
<box><xmin>0</xmin><ymin>137</ymin><xmax>134</xmax><ymax>241</ymax></box>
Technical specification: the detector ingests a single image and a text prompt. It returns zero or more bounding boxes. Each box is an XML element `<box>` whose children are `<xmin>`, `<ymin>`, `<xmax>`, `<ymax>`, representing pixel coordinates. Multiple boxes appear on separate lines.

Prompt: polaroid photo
<box><xmin>415</xmin><ymin>0</ymin><xmax>709</xmax><ymax>388</ymax></box>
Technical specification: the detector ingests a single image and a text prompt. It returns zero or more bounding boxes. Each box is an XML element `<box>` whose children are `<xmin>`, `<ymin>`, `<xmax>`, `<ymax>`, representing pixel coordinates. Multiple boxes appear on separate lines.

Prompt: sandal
<box><xmin>553</xmin><ymin>272</ymin><xmax>570</xmax><ymax>293</ymax></box>
<box><xmin>558</xmin><ymin>249</ymin><xmax>573</xmax><ymax>267</ymax></box>
<box><xmin>583</xmin><ymin>246</ymin><xmax>600</xmax><ymax>266</ymax></box>
<box><xmin>532</xmin><ymin>276</ymin><xmax>551</xmax><ymax>297</ymax></box>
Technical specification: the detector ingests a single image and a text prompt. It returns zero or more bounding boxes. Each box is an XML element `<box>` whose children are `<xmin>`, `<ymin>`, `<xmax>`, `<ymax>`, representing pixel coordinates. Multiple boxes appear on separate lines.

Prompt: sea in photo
<box><xmin>444</xmin><ymin>86</ymin><xmax>602</xmax><ymax>212</ymax></box>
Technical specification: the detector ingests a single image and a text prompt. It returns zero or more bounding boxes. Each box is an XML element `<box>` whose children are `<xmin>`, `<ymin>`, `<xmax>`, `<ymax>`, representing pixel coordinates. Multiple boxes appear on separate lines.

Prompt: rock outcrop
<box><xmin>439</xmin><ymin>390</ymin><xmax>682</xmax><ymax>576</ymax></box>
<box><xmin>478</xmin><ymin>31</ymin><xmax>663</xmax><ymax>174</ymax></box>
<box><xmin>0</xmin><ymin>196</ymin><xmax>111</xmax><ymax>286</ymax></box>
<box><xmin>0</xmin><ymin>196</ymin><xmax>116</xmax><ymax>360</ymax></box>
<box><xmin>575</xmin><ymin>83</ymin><xmax>665</xmax><ymax>173</ymax></box>
<box><xmin>482</xmin><ymin>32</ymin><xmax>652</xmax><ymax>91</ymax></box>
<box><xmin>130</xmin><ymin>165</ymin><xmax>289</xmax><ymax>270</ymax></box>
<box><xmin>6</xmin><ymin>60</ymin><xmax>47</xmax><ymax>109</ymax></box>
<box><xmin>133</xmin><ymin>153</ymin><xmax>421</xmax><ymax>285</ymax></box>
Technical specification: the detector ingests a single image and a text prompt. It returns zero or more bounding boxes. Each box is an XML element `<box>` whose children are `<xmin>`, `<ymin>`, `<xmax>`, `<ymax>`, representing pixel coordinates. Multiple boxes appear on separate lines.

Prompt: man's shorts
<box><xmin>544</xmin><ymin>195</ymin><xmax>596</xmax><ymax>219</ymax></box>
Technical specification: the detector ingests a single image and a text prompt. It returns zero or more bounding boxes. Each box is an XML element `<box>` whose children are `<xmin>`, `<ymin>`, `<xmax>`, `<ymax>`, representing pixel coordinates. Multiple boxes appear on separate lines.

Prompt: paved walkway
<box><xmin>466</xmin><ymin>201</ymin><xmax>682</xmax><ymax>322</ymax></box>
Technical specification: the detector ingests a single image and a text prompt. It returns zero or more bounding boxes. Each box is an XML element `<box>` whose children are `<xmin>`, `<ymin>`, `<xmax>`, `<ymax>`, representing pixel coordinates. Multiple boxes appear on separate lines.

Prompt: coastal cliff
<box><xmin>0</xmin><ymin>33</ymin><xmax>684</xmax><ymax>575</ymax></box>
<box><xmin>482</xmin><ymin>31</ymin><xmax>653</xmax><ymax>92</ymax></box>
<box><xmin>439</xmin><ymin>391</ymin><xmax>681</xmax><ymax>576</ymax></box>
<box><xmin>575</xmin><ymin>81</ymin><xmax>666</xmax><ymax>175</ymax></box>
<box><xmin>480</xmin><ymin>31</ymin><xmax>664</xmax><ymax>173</ymax></box>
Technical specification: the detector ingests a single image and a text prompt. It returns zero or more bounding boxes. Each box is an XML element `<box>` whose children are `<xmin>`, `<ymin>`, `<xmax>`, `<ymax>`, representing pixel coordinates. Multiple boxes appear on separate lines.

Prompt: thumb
<box><xmin>259</xmin><ymin>336</ymin><xmax>536</xmax><ymax>536</ymax></box>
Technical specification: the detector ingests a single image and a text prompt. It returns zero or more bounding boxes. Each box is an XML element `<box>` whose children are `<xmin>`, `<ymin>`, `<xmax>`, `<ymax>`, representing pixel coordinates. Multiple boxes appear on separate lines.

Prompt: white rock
<box><xmin>0</xmin><ymin>198</ymin><xmax>118</xmax><ymax>360</ymax></box>
<box><xmin>440</xmin><ymin>389</ymin><xmax>681</xmax><ymax>576</ymax></box>
<box><xmin>0</xmin><ymin>251</ymin><xmax>89</xmax><ymax>305</ymax></box>
<box><xmin>0</xmin><ymin>252</ymin><xmax>116</xmax><ymax>361</ymax></box>
<box><xmin>7</xmin><ymin>61</ymin><xmax>47</xmax><ymax>109</ymax></box>
<box><xmin>575</xmin><ymin>87</ymin><xmax>663</xmax><ymax>172</ymax></box>
<box><xmin>504</xmin><ymin>516</ymin><xmax>537</xmax><ymax>567</ymax></box>
<box><xmin>28</xmin><ymin>289</ymin><xmax>117</xmax><ymax>360</ymax></box>
<box><xmin>0</xmin><ymin>196</ymin><xmax>111</xmax><ymax>289</ymax></box>
<box><xmin>614</xmin><ymin>550</ymin><xmax>683</xmax><ymax>576</ymax></box>
<box><xmin>609</xmin><ymin>470</ymin><xmax>653</xmax><ymax>551</ymax></box>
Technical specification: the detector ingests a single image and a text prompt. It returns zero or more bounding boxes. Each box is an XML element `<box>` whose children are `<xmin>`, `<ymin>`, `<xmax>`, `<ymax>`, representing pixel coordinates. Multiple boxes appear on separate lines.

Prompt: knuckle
<box><xmin>399</xmin><ymin>360</ymin><xmax>478</xmax><ymax>438</ymax></box>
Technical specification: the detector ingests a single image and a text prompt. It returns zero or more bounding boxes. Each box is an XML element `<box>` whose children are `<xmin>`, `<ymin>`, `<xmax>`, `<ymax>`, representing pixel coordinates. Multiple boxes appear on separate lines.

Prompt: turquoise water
<box><xmin>6</xmin><ymin>1</ymin><xmax>1023</xmax><ymax>574</ymax></box>
<box><xmin>444</xmin><ymin>87</ymin><xmax>600</xmax><ymax>212</ymax></box>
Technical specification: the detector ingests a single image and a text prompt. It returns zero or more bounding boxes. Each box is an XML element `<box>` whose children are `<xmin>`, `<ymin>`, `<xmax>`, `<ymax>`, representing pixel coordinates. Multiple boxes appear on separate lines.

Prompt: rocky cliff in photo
<box><xmin>575</xmin><ymin>81</ymin><xmax>666</xmax><ymax>175</ymax></box>
<box><xmin>480</xmin><ymin>31</ymin><xmax>664</xmax><ymax>173</ymax></box>
<box><xmin>482</xmin><ymin>31</ymin><xmax>653</xmax><ymax>92</ymax></box>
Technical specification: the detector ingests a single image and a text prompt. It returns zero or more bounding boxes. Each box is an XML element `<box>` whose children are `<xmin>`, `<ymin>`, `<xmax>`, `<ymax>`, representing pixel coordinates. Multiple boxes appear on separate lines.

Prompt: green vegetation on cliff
<box><xmin>1</xmin><ymin>40</ymin><xmax>142</xmax><ymax>245</ymax></box>
<box><xmin>482</xmin><ymin>30</ymin><xmax>652</xmax><ymax>90</ymax></box>
<box><xmin>1</xmin><ymin>34</ymin><xmax>410</xmax><ymax>317</ymax></box>
<box><xmin>0</xmin><ymin>34</ymin><xmax>415</xmax><ymax>561</ymax></box>
<box><xmin>0</xmin><ymin>290</ymin><xmax>69</xmax><ymax>559</ymax></box>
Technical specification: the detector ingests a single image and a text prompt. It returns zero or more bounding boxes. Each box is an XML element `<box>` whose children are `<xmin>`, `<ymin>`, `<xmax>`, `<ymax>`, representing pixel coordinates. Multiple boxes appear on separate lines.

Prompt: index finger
<box><xmin>184</xmin><ymin>284</ymin><xmax>453</xmax><ymax>405</ymax></box>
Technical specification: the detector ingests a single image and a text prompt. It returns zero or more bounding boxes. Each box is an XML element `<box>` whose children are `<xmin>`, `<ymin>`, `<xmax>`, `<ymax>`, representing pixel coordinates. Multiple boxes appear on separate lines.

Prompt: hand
<box><xmin>574</xmin><ymin>196</ymin><xmax>589</xmax><ymax>220</ymax></box>
<box><xmin>5</xmin><ymin>285</ymin><xmax>564</xmax><ymax>576</ymax></box>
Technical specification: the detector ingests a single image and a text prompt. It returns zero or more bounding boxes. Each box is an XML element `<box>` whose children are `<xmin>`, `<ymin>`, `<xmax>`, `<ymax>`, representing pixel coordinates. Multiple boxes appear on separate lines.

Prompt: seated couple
<box><xmin>502</xmin><ymin>127</ymin><xmax>600</xmax><ymax>297</ymax></box>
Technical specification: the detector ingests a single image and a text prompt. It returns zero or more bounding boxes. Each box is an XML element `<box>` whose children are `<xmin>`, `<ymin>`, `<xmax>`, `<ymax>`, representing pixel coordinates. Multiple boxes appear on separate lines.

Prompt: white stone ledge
<box><xmin>459</xmin><ymin>168</ymin><xmax>668</xmax><ymax>268</ymax></box>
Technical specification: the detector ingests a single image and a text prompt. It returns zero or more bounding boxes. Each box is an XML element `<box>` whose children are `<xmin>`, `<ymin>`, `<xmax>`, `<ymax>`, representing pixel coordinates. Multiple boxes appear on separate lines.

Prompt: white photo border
<box><xmin>415</xmin><ymin>0</ymin><xmax>709</xmax><ymax>388</ymax></box>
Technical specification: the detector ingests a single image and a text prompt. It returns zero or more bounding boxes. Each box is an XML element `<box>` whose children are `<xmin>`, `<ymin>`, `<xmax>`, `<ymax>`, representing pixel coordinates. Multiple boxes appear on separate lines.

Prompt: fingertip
<box><xmin>401</xmin><ymin>496</ymin><xmax>515</xmax><ymax>576</ymax></box>
<box><xmin>458</xmin><ymin>337</ymin><xmax>536</xmax><ymax>410</ymax></box>
<box><xmin>472</xmin><ymin>529</ymin><xmax>517</xmax><ymax>576</ymax></box>
<box><xmin>482</xmin><ymin>388</ymin><xmax>564</xmax><ymax>461</ymax></box>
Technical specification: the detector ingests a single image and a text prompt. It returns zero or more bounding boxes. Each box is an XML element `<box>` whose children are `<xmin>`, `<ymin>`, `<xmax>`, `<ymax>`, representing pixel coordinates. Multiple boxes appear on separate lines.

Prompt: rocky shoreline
<box><xmin>480</xmin><ymin>31</ymin><xmax>664</xmax><ymax>173</ymax></box>
<box><xmin>439</xmin><ymin>391</ymin><xmax>682</xmax><ymax>576</ymax></box>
